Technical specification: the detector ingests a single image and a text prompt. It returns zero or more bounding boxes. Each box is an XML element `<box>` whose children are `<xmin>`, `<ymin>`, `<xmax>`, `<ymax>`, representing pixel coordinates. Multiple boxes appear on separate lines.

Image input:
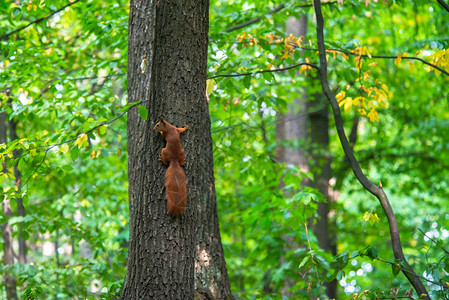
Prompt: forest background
<box><xmin>1</xmin><ymin>0</ymin><xmax>448</xmax><ymax>299</ymax></box>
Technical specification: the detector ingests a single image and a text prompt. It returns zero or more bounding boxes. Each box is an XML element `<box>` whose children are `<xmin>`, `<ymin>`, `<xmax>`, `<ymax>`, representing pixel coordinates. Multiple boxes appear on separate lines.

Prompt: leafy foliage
<box><xmin>1</xmin><ymin>0</ymin><xmax>448</xmax><ymax>298</ymax></box>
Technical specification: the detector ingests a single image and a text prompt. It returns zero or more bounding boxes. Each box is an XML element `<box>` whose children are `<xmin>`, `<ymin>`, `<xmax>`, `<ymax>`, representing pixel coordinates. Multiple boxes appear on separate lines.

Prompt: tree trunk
<box><xmin>123</xmin><ymin>0</ymin><xmax>231</xmax><ymax>298</ymax></box>
<box><xmin>9</xmin><ymin>117</ymin><xmax>27</xmax><ymax>264</ymax></box>
<box><xmin>276</xmin><ymin>16</ymin><xmax>309</xmax><ymax>297</ymax></box>
<box><xmin>277</xmin><ymin>16</ymin><xmax>336</xmax><ymax>298</ymax></box>
<box><xmin>309</xmin><ymin>95</ymin><xmax>337</xmax><ymax>298</ymax></box>
<box><xmin>1</xmin><ymin>111</ymin><xmax>18</xmax><ymax>300</ymax></box>
<box><xmin>276</xmin><ymin>16</ymin><xmax>309</xmax><ymax>172</ymax></box>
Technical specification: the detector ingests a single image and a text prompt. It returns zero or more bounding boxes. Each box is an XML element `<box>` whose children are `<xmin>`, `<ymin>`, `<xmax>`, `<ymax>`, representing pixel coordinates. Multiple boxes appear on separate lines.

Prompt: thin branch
<box><xmin>350</xmin><ymin>251</ymin><xmax>443</xmax><ymax>287</ymax></box>
<box><xmin>225</xmin><ymin>4</ymin><xmax>285</xmax><ymax>33</ymax></box>
<box><xmin>207</xmin><ymin>62</ymin><xmax>319</xmax><ymax>79</ymax></box>
<box><xmin>417</xmin><ymin>227</ymin><xmax>449</xmax><ymax>254</ymax></box>
<box><xmin>1</xmin><ymin>0</ymin><xmax>82</xmax><ymax>41</ymax></box>
<box><xmin>224</xmin><ymin>1</ymin><xmax>338</xmax><ymax>33</ymax></box>
<box><xmin>358</xmin><ymin>149</ymin><xmax>449</xmax><ymax>170</ymax></box>
<box><xmin>322</xmin><ymin>47</ymin><xmax>449</xmax><ymax>77</ymax></box>
<box><xmin>436</xmin><ymin>0</ymin><xmax>449</xmax><ymax>13</ymax></box>
<box><xmin>374</xmin><ymin>257</ymin><xmax>442</xmax><ymax>287</ymax></box>
<box><xmin>51</xmin><ymin>73</ymin><xmax>126</xmax><ymax>82</ymax></box>
<box><xmin>19</xmin><ymin>150</ymin><xmax>48</xmax><ymax>190</ymax></box>
<box><xmin>47</xmin><ymin>100</ymin><xmax>145</xmax><ymax>149</ymax></box>
<box><xmin>209</xmin><ymin>39</ymin><xmax>448</xmax><ymax>77</ymax></box>
<box><xmin>17</xmin><ymin>99</ymin><xmax>148</xmax><ymax>191</ymax></box>
<box><xmin>312</xmin><ymin>0</ymin><xmax>430</xmax><ymax>297</ymax></box>
<box><xmin>304</xmin><ymin>222</ymin><xmax>323</xmax><ymax>298</ymax></box>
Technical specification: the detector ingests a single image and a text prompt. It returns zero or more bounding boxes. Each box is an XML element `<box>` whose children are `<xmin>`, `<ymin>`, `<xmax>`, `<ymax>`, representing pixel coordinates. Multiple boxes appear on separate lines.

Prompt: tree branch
<box><xmin>436</xmin><ymin>0</ymin><xmax>449</xmax><ymax>13</ymax></box>
<box><xmin>16</xmin><ymin>99</ymin><xmax>149</xmax><ymax>190</ymax></box>
<box><xmin>225</xmin><ymin>4</ymin><xmax>285</xmax><ymax>33</ymax></box>
<box><xmin>207</xmin><ymin>62</ymin><xmax>319</xmax><ymax>79</ymax></box>
<box><xmin>320</xmin><ymin>47</ymin><xmax>449</xmax><ymax>77</ymax></box>
<box><xmin>417</xmin><ymin>227</ymin><xmax>449</xmax><ymax>254</ymax></box>
<box><xmin>312</xmin><ymin>0</ymin><xmax>430</xmax><ymax>297</ymax></box>
<box><xmin>224</xmin><ymin>1</ymin><xmax>337</xmax><ymax>33</ymax></box>
<box><xmin>1</xmin><ymin>0</ymin><xmax>82</xmax><ymax>41</ymax></box>
<box><xmin>209</xmin><ymin>39</ymin><xmax>449</xmax><ymax>77</ymax></box>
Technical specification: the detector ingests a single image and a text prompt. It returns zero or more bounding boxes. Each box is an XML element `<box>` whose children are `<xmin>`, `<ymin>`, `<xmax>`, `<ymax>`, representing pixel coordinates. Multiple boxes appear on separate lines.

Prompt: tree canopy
<box><xmin>1</xmin><ymin>0</ymin><xmax>448</xmax><ymax>299</ymax></box>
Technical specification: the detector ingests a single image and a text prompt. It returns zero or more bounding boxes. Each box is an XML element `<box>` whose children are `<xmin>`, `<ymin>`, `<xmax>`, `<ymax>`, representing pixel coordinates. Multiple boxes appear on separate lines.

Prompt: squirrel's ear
<box><xmin>160</xmin><ymin>117</ymin><xmax>165</xmax><ymax>123</ymax></box>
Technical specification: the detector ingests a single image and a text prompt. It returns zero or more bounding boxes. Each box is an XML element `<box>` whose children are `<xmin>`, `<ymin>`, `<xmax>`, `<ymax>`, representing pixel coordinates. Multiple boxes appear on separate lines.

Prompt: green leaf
<box><xmin>366</xmin><ymin>246</ymin><xmax>379</xmax><ymax>259</ymax></box>
<box><xmin>62</xmin><ymin>165</ymin><xmax>73</xmax><ymax>172</ymax></box>
<box><xmin>9</xmin><ymin>215</ymin><xmax>34</xmax><ymax>225</ymax></box>
<box><xmin>391</xmin><ymin>264</ymin><xmax>400</xmax><ymax>277</ymax></box>
<box><xmin>336</xmin><ymin>270</ymin><xmax>344</xmax><ymax>281</ymax></box>
<box><xmin>262</xmin><ymin>71</ymin><xmax>274</xmax><ymax>82</ymax></box>
<box><xmin>71</xmin><ymin>147</ymin><xmax>79</xmax><ymax>161</ymax></box>
<box><xmin>243</xmin><ymin>75</ymin><xmax>251</xmax><ymax>89</ymax></box>
<box><xmin>138</xmin><ymin>105</ymin><xmax>148</xmax><ymax>121</ymax></box>
<box><xmin>99</xmin><ymin>125</ymin><xmax>107</xmax><ymax>135</ymax></box>
<box><xmin>299</xmin><ymin>256</ymin><xmax>310</xmax><ymax>269</ymax></box>
<box><xmin>101</xmin><ymin>149</ymin><xmax>108</xmax><ymax>157</ymax></box>
<box><xmin>350</xmin><ymin>250</ymin><xmax>360</xmax><ymax>258</ymax></box>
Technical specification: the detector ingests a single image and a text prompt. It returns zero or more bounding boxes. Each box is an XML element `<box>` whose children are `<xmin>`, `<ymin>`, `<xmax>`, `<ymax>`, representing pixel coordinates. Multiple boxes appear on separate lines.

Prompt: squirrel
<box><xmin>153</xmin><ymin>117</ymin><xmax>189</xmax><ymax>215</ymax></box>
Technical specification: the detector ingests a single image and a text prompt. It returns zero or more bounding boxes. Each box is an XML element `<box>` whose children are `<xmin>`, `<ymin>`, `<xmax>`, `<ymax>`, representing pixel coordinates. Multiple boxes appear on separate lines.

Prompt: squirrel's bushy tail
<box><xmin>165</xmin><ymin>162</ymin><xmax>187</xmax><ymax>215</ymax></box>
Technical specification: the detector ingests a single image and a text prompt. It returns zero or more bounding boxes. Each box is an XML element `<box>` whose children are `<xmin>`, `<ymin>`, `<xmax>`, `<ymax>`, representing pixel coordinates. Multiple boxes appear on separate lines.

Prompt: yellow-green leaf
<box><xmin>75</xmin><ymin>133</ymin><xmax>88</xmax><ymax>149</ymax></box>
<box><xmin>60</xmin><ymin>144</ymin><xmax>69</xmax><ymax>153</ymax></box>
<box><xmin>367</xmin><ymin>108</ymin><xmax>379</xmax><ymax>122</ymax></box>
<box><xmin>206</xmin><ymin>79</ymin><xmax>216</xmax><ymax>95</ymax></box>
<box><xmin>394</xmin><ymin>52</ymin><xmax>403</xmax><ymax>66</ymax></box>
<box><xmin>344</xmin><ymin>97</ymin><xmax>353</xmax><ymax>112</ymax></box>
<box><xmin>99</xmin><ymin>125</ymin><xmax>108</xmax><ymax>135</ymax></box>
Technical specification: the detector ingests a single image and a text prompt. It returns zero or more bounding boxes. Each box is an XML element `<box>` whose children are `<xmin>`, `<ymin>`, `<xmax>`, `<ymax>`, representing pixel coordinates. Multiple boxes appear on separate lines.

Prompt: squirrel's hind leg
<box><xmin>159</xmin><ymin>148</ymin><xmax>169</xmax><ymax>165</ymax></box>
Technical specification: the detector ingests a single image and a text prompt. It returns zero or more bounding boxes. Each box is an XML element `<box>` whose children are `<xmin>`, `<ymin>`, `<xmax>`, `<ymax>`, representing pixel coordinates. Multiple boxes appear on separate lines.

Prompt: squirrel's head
<box><xmin>153</xmin><ymin>117</ymin><xmax>167</xmax><ymax>136</ymax></box>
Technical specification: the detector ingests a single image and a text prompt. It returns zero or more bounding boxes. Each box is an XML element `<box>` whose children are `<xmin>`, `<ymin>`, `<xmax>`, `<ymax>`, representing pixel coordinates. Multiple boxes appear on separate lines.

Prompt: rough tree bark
<box><xmin>123</xmin><ymin>0</ymin><xmax>231</xmax><ymax>299</ymax></box>
<box><xmin>1</xmin><ymin>111</ymin><xmax>18</xmax><ymax>300</ymax></box>
<box><xmin>312</xmin><ymin>0</ymin><xmax>429</xmax><ymax>298</ymax></box>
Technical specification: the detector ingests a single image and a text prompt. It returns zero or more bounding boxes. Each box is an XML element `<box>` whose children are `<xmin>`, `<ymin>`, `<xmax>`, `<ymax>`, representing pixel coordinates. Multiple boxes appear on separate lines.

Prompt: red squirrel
<box><xmin>153</xmin><ymin>117</ymin><xmax>189</xmax><ymax>215</ymax></box>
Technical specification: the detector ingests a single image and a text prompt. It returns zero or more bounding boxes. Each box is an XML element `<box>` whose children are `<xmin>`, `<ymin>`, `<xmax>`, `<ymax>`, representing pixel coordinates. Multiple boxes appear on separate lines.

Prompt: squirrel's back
<box><xmin>165</xmin><ymin>162</ymin><xmax>187</xmax><ymax>215</ymax></box>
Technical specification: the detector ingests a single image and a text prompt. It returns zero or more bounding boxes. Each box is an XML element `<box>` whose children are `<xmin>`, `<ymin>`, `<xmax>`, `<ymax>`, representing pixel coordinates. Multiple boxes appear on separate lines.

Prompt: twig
<box><xmin>224</xmin><ymin>1</ymin><xmax>338</xmax><ymax>33</ymax></box>
<box><xmin>417</xmin><ymin>227</ymin><xmax>449</xmax><ymax>254</ymax></box>
<box><xmin>207</xmin><ymin>62</ymin><xmax>319</xmax><ymax>79</ymax></box>
<box><xmin>349</xmin><ymin>251</ymin><xmax>443</xmax><ymax>287</ymax></box>
<box><xmin>225</xmin><ymin>4</ymin><xmax>285</xmax><ymax>33</ymax></box>
<box><xmin>320</xmin><ymin>47</ymin><xmax>449</xmax><ymax>77</ymax></box>
<box><xmin>52</xmin><ymin>73</ymin><xmax>126</xmax><ymax>82</ymax></box>
<box><xmin>19</xmin><ymin>149</ymin><xmax>48</xmax><ymax>190</ymax></box>
<box><xmin>312</xmin><ymin>0</ymin><xmax>430</xmax><ymax>297</ymax></box>
<box><xmin>374</xmin><ymin>257</ymin><xmax>442</xmax><ymax>287</ymax></box>
<box><xmin>16</xmin><ymin>99</ymin><xmax>148</xmax><ymax>190</ymax></box>
<box><xmin>304</xmin><ymin>222</ymin><xmax>323</xmax><ymax>298</ymax></box>
<box><xmin>1</xmin><ymin>0</ymin><xmax>82</xmax><ymax>41</ymax></box>
<box><xmin>209</xmin><ymin>39</ymin><xmax>448</xmax><ymax>77</ymax></box>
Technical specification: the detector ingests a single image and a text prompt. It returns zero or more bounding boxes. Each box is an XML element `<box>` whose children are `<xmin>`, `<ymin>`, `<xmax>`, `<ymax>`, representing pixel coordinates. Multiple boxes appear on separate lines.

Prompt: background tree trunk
<box><xmin>276</xmin><ymin>16</ymin><xmax>309</xmax><ymax>173</ymax></box>
<box><xmin>309</xmin><ymin>94</ymin><xmax>336</xmax><ymax>298</ymax></box>
<box><xmin>1</xmin><ymin>111</ymin><xmax>18</xmax><ymax>300</ymax></box>
<box><xmin>277</xmin><ymin>16</ymin><xmax>336</xmax><ymax>298</ymax></box>
<box><xmin>123</xmin><ymin>0</ymin><xmax>231</xmax><ymax>298</ymax></box>
<box><xmin>9</xmin><ymin>117</ymin><xmax>26</xmax><ymax>264</ymax></box>
<box><xmin>276</xmin><ymin>16</ymin><xmax>309</xmax><ymax>297</ymax></box>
